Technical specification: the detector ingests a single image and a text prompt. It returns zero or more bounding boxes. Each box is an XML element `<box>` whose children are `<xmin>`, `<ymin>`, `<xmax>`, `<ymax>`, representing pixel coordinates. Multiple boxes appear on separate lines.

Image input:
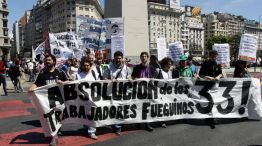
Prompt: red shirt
<box><xmin>0</xmin><ymin>60</ymin><xmax>6</xmax><ymax>74</ymax></box>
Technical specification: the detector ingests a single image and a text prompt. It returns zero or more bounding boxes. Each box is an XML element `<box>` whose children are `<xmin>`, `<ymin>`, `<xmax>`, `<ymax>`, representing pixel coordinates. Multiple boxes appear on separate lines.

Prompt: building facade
<box><xmin>181</xmin><ymin>6</ymin><xmax>204</xmax><ymax>57</ymax></box>
<box><xmin>105</xmin><ymin>0</ymin><xmax>150</xmax><ymax>63</ymax></box>
<box><xmin>147</xmin><ymin>2</ymin><xmax>183</xmax><ymax>55</ymax></box>
<box><xmin>0</xmin><ymin>0</ymin><xmax>11</xmax><ymax>59</ymax></box>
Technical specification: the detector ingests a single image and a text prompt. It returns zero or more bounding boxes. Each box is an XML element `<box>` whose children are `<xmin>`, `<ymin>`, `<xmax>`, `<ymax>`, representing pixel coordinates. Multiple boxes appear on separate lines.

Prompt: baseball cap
<box><xmin>179</xmin><ymin>55</ymin><xmax>188</xmax><ymax>61</ymax></box>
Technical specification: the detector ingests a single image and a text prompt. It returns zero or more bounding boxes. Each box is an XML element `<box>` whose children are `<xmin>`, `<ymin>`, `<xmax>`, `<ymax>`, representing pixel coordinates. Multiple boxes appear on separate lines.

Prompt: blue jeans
<box><xmin>0</xmin><ymin>74</ymin><xmax>7</xmax><ymax>95</ymax></box>
<box><xmin>13</xmin><ymin>76</ymin><xmax>24</xmax><ymax>92</ymax></box>
<box><xmin>29</xmin><ymin>69</ymin><xmax>35</xmax><ymax>82</ymax></box>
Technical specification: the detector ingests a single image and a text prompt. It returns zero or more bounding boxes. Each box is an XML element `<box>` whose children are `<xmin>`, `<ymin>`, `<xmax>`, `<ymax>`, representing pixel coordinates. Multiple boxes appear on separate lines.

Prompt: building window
<box><xmin>85</xmin><ymin>8</ymin><xmax>89</xmax><ymax>11</ymax></box>
<box><xmin>79</xmin><ymin>7</ymin><xmax>83</xmax><ymax>10</ymax></box>
<box><xmin>3</xmin><ymin>29</ymin><xmax>8</xmax><ymax>36</ymax></box>
<box><xmin>3</xmin><ymin>20</ymin><xmax>7</xmax><ymax>27</ymax></box>
<box><xmin>4</xmin><ymin>39</ymin><xmax>8</xmax><ymax>44</ymax></box>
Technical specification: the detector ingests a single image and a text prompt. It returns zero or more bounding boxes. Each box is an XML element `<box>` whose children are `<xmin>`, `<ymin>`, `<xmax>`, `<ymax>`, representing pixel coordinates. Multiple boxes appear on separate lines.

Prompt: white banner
<box><xmin>157</xmin><ymin>38</ymin><xmax>167</xmax><ymax>60</ymax></box>
<box><xmin>168</xmin><ymin>42</ymin><xmax>184</xmax><ymax>64</ymax></box>
<box><xmin>170</xmin><ymin>0</ymin><xmax>180</xmax><ymax>9</ymax></box>
<box><xmin>213</xmin><ymin>43</ymin><xmax>230</xmax><ymax>67</ymax></box>
<box><xmin>35</xmin><ymin>42</ymin><xmax>45</xmax><ymax>56</ymax></box>
<box><xmin>53</xmin><ymin>32</ymin><xmax>79</xmax><ymax>50</ymax></box>
<box><xmin>76</xmin><ymin>17</ymin><xmax>124</xmax><ymax>50</ymax></box>
<box><xmin>49</xmin><ymin>33</ymin><xmax>73</xmax><ymax>60</ymax></box>
<box><xmin>30</xmin><ymin>78</ymin><xmax>262</xmax><ymax>137</ymax></box>
<box><xmin>111</xmin><ymin>35</ymin><xmax>125</xmax><ymax>59</ymax></box>
<box><xmin>100</xmin><ymin>18</ymin><xmax>124</xmax><ymax>50</ymax></box>
<box><xmin>239</xmin><ymin>34</ymin><xmax>259</xmax><ymax>62</ymax></box>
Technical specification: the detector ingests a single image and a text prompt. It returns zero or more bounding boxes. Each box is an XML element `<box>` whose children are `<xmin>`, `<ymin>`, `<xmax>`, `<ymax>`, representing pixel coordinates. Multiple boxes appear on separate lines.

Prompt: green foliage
<box><xmin>206</xmin><ymin>35</ymin><xmax>241</xmax><ymax>60</ymax></box>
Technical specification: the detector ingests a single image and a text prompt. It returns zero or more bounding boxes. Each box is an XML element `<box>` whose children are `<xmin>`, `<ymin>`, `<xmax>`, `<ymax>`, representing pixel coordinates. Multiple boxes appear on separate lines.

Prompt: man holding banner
<box><xmin>28</xmin><ymin>54</ymin><xmax>68</xmax><ymax>146</ymax></box>
<box><xmin>131</xmin><ymin>52</ymin><xmax>156</xmax><ymax>131</ymax></box>
<box><xmin>103</xmin><ymin>51</ymin><xmax>132</xmax><ymax>135</ymax></box>
<box><xmin>199</xmin><ymin>50</ymin><xmax>223</xmax><ymax>129</ymax></box>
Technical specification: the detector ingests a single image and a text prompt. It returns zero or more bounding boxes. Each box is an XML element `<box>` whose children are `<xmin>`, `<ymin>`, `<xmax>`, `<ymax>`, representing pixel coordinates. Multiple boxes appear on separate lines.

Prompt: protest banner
<box><xmin>111</xmin><ymin>35</ymin><xmax>125</xmax><ymax>59</ymax></box>
<box><xmin>100</xmin><ymin>18</ymin><xmax>124</xmax><ymax>49</ymax></box>
<box><xmin>239</xmin><ymin>34</ymin><xmax>259</xmax><ymax>62</ymax></box>
<box><xmin>213</xmin><ymin>43</ymin><xmax>230</xmax><ymax>67</ymax></box>
<box><xmin>170</xmin><ymin>0</ymin><xmax>180</xmax><ymax>9</ymax></box>
<box><xmin>49</xmin><ymin>33</ymin><xmax>74</xmax><ymax>60</ymax></box>
<box><xmin>76</xmin><ymin>17</ymin><xmax>102</xmax><ymax>50</ymax></box>
<box><xmin>157</xmin><ymin>38</ymin><xmax>167</xmax><ymax>60</ymax></box>
<box><xmin>76</xmin><ymin>17</ymin><xmax>124</xmax><ymax>50</ymax></box>
<box><xmin>53</xmin><ymin>32</ymin><xmax>79</xmax><ymax>50</ymax></box>
<box><xmin>168</xmin><ymin>42</ymin><xmax>184</xmax><ymax>64</ymax></box>
<box><xmin>35</xmin><ymin>42</ymin><xmax>45</xmax><ymax>56</ymax></box>
<box><xmin>30</xmin><ymin>78</ymin><xmax>262</xmax><ymax>137</ymax></box>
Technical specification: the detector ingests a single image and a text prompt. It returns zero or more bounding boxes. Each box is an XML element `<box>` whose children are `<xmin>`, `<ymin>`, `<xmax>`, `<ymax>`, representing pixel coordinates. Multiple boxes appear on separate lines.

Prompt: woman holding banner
<box><xmin>157</xmin><ymin>57</ymin><xmax>174</xmax><ymax>127</ymax></box>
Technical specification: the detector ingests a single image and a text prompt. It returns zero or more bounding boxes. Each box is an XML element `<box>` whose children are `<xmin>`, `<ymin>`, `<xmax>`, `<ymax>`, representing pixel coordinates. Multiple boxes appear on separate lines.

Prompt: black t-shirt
<box><xmin>199</xmin><ymin>59</ymin><xmax>222</xmax><ymax>78</ymax></box>
<box><xmin>34</xmin><ymin>68</ymin><xmax>68</xmax><ymax>87</ymax></box>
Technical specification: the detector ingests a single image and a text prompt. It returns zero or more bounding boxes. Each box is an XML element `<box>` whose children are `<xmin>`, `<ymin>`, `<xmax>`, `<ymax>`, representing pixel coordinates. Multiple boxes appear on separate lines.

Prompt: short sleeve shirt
<box><xmin>103</xmin><ymin>63</ymin><xmax>131</xmax><ymax>79</ymax></box>
<box><xmin>34</xmin><ymin>68</ymin><xmax>68</xmax><ymax>87</ymax></box>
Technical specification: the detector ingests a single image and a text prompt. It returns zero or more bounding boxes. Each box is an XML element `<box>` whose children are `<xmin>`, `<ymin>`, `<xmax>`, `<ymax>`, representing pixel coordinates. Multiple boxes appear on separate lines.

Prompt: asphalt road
<box><xmin>1</xmin><ymin>72</ymin><xmax>262</xmax><ymax>146</ymax></box>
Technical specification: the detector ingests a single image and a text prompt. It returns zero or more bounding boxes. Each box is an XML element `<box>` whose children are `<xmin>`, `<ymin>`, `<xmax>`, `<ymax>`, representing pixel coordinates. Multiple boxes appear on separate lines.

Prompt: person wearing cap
<box><xmin>172</xmin><ymin>55</ymin><xmax>193</xmax><ymax>78</ymax></box>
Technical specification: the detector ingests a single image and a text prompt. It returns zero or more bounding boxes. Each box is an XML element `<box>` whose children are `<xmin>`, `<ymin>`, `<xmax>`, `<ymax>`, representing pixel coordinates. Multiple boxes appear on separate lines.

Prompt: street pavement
<box><xmin>1</xmin><ymin>70</ymin><xmax>262</xmax><ymax>146</ymax></box>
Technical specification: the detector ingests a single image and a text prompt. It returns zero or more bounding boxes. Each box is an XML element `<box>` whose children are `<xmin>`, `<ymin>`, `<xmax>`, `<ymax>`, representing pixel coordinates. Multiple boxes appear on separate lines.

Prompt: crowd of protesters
<box><xmin>0</xmin><ymin>50</ymin><xmax>252</xmax><ymax>146</ymax></box>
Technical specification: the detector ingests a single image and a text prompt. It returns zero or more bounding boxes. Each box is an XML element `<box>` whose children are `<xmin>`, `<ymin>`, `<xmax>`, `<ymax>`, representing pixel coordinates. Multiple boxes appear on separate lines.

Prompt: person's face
<box><xmin>114</xmin><ymin>55</ymin><xmax>123</xmax><ymax>67</ymax></box>
<box><xmin>164</xmin><ymin>61</ymin><xmax>173</xmax><ymax>71</ymax></box>
<box><xmin>72</xmin><ymin>59</ymin><xmax>77</xmax><ymax>66</ymax></box>
<box><xmin>210</xmin><ymin>54</ymin><xmax>217</xmax><ymax>61</ymax></box>
<box><xmin>87</xmin><ymin>55</ymin><xmax>95</xmax><ymax>64</ymax></box>
<box><xmin>45</xmin><ymin>56</ymin><xmax>55</xmax><ymax>68</ymax></box>
<box><xmin>180</xmin><ymin>60</ymin><xmax>187</xmax><ymax>67</ymax></box>
<box><xmin>82</xmin><ymin>62</ymin><xmax>91</xmax><ymax>73</ymax></box>
<box><xmin>97</xmin><ymin>59</ymin><xmax>102</xmax><ymax>65</ymax></box>
<box><xmin>187</xmin><ymin>60</ymin><xmax>192</xmax><ymax>66</ymax></box>
<box><xmin>140</xmin><ymin>54</ymin><xmax>148</xmax><ymax>64</ymax></box>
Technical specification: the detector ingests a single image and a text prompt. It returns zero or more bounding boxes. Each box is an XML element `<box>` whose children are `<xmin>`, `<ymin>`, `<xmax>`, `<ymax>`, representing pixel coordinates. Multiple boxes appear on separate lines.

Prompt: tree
<box><xmin>206</xmin><ymin>35</ymin><xmax>230</xmax><ymax>51</ymax></box>
<box><xmin>228</xmin><ymin>34</ymin><xmax>241</xmax><ymax>61</ymax></box>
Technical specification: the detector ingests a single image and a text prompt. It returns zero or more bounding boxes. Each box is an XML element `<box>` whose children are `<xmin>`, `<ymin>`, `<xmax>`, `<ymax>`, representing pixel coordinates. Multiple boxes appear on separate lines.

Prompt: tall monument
<box><xmin>105</xmin><ymin>0</ymin><xmax>149</xmax><ymax>63</ymax></box>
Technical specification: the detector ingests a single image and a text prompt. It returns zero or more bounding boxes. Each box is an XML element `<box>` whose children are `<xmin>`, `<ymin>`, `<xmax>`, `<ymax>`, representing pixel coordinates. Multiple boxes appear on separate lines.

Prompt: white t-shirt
<box><xmin>77</xmin><ymin>72</ymin><xmax>96</xmax><ymax>80</ymax></box>
<box><xmin>69</xmin><ymin>66</ymin><xmax>79</xmax><ymax>80</ymax></box>
<box><xmin>28</xmin><ymin>62</ymin><xmax>34</xmax><ymax>70</ymax></box>
<box><xmin>161</xmin><ymin>70</ymin><xmax>172</xmax><ymax>79</ymax></box>
<box><xmin>103</xmin><ymin>63</ymin><xmax>131</xmax><ymax>80</ymax></box>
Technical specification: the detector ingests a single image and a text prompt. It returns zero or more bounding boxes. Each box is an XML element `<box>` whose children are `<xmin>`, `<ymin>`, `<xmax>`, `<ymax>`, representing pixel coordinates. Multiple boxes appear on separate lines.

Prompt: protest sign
<box><xmin>49</xmin><ymin>33</ymin><xmax>73</xmax><ymax>60</ymax></box>
<box><xmin>30</xmin><ymin>78</ymin><xmax>262</xmax><ymax>137</ymax></box>
<box><xmin>111</xmin><ymin>35</ymin><xmax>125</xmax><ymax>59</ymax></box>
<box><xmin>170</xmin><ymin>0</ymin><xmax>180</xmax><ymax>9</ymax></box>
<box><xmin>168</xmin><ymin>42</ymin><xmax>184</xmax><ymax>64</ymax></box>
<box><xmin>35</xmin><ymin>42</ymin><xmax>45</xmax><ymax>56</ymax></box>
<box><xmin>53</xmin><ymin>32</ymin><xmax>79</xmax><ymax>50</ymax></box>
<box><xmin>157</xmin><ymin>38</ymin><xmax>167</xmax><ymax>60</ymax></box>
<box><xmin>76</xmin><ymin>17</ymin><xmax>124</xmax><ymax>50</ymax></box>
<box><xmin>213</xmin><ymin>43</ymin><xmax>230</xmax><ymax>67</ymax></box>
<box><xmin>239</xmin><ymin>34</ymin><xmax>259</xmax><ymax>62</ymax></box>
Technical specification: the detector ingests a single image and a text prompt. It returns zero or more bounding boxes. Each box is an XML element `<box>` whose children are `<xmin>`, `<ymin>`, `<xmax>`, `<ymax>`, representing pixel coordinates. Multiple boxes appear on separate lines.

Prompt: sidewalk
<box><xmin>2</xmin><ymin>75</ymin><xmax>33</xmax><ymax>94</ymax></box>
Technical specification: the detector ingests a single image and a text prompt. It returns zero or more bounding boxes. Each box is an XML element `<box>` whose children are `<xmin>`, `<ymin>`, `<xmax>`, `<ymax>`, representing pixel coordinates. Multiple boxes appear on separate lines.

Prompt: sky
<box><xmin>8</xmin><ymin>0</ymin><xmax>262</xmax><ymax>31</ymax></box>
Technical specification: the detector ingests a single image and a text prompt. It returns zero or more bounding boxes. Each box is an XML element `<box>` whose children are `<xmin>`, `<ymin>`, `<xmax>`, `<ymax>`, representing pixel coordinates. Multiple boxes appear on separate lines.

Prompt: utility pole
<box><xmin>259</xmin><ymin>15</ymin><xmax>261</xmax><ymax>72</ymax></box>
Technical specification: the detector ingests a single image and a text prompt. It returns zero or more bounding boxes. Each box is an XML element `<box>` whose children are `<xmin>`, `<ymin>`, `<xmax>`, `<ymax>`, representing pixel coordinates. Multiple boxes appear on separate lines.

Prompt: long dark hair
<box><xmin>234</xmin><ymin>60</ymin><xmax>247</xmax><ymax>77</ymax></box>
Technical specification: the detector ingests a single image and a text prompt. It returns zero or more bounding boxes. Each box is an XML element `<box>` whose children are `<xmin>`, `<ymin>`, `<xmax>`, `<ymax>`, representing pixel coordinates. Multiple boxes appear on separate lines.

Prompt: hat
<box><xmin>179</xmin><ymin>55</ymin><xmax>188</xmax><ymax>61</ymax></box>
